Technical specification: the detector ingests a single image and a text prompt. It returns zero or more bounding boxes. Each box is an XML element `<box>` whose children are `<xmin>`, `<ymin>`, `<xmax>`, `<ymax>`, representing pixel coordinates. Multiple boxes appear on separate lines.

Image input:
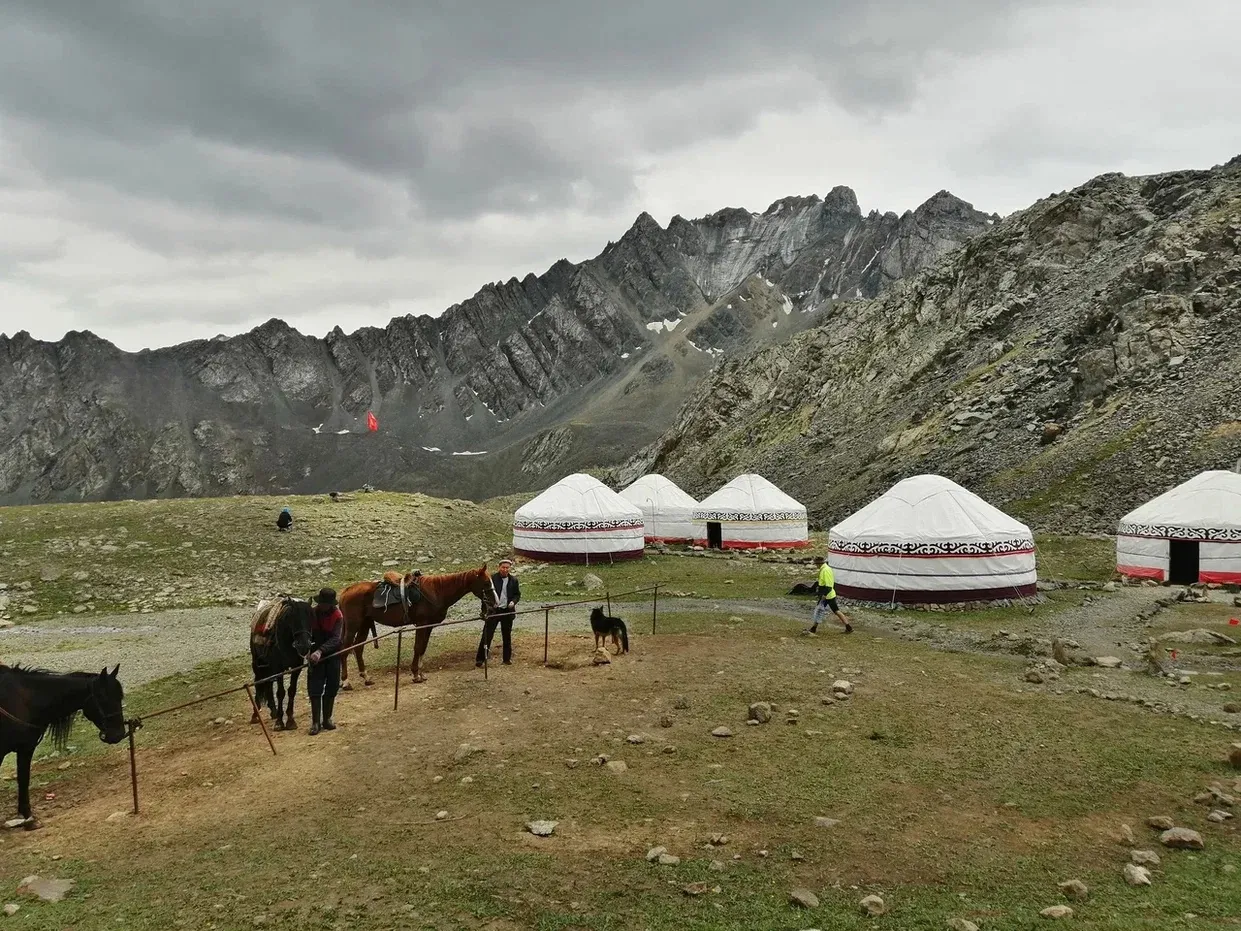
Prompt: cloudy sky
<box><xmin>2</xmin><ymin>0</ymin><xmax>1237</xmax><ymax>351</ymax></box>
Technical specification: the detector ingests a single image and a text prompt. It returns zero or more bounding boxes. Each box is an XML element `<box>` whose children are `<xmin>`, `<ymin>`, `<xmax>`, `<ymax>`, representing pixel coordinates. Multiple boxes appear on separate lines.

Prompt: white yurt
<box><xmin>512</xmin><ymin>473</ymin><xmax>645</xmax><ymax>563</ymax></box>
<box><xmin>1116</xmin><ymin>470</ymin><xmax>1241</xmax><ymax>584</ymax></box>
<box><xmin>619</xmin><ymin>474</ymin><xmax>699</xmax><ymax>544</ymax></box>
<box><xmin>827</xmin><ymin>474</ymin><xmax>1037</xmax><ymax>603</ymax></box>
<box><xmin>692</xmin><ymin>474</ymin><xmax>809</xmax><ymax>549</ymax></box>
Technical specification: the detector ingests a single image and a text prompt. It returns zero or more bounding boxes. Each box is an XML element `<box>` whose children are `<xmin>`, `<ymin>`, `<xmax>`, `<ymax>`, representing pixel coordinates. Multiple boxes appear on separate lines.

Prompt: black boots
<box><xmin>322</xmin><ymin>693</ymin><xmax>337</xmax><ymax>731</ymax></box>
<box><xmin>309</xmin><ymin>697</ymin><xmax>322</xmax><ymax>736</ymax></box>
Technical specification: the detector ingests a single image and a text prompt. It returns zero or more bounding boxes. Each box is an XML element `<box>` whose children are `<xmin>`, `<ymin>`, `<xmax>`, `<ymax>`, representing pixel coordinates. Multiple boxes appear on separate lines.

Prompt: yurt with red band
<box><xmin>619</xmin><ymin>474</ymin><xmax>698</xmax><ymax>544</ymax></box>
<box><xmin>1116</xmin><ymin>470</ymin><xmax>1241</xmax><ymax>585</ymax></box>
<box><xmin>828</xmin><ymin>474</ymin><xmax>1038</xmax><ymax>603</ymax></box>
<box><xmin>512</xmin><ymin>473</ymin><xmax>645</xmax><ymax>563</ymax></box>
<box><xmin>692</xmin><ymin>474</ymin><xmax>809</xmax><ymax>550</ymax></box>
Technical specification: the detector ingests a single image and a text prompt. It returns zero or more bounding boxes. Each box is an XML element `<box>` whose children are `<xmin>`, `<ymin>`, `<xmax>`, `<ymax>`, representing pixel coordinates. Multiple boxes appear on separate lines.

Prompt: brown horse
<box><xmin>338</xmin><ymin>566</ymin><xmax>497</xmax><ymax>686</ymax></box>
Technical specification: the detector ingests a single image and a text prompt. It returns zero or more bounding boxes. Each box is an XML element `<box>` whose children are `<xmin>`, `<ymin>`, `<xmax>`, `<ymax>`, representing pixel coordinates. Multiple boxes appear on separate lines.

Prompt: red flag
<box><xmin>366</xmin><ymin>411</ymin><xmax>378</xmax><ymax>432</ymax></box>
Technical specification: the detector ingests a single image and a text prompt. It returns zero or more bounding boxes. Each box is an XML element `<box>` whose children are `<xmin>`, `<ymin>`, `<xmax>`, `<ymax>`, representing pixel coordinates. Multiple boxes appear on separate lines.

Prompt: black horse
<box><xmin>249</xmin><ymin>596</ymin><xmax>313</xmax><ymax>730</ymax></box>
<box><xmin>0</xmin><ymin>664</ymin><xmax>127</xmax><ymax>828</ymax></box>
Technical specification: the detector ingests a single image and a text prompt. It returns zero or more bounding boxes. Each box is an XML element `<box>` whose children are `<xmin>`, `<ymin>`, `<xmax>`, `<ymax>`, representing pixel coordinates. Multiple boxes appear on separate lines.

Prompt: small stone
<box><xmin>582</xmin><ymin>573</ymin><xmax>604</xmax><ymax>591</ymax></box>
<box><xmin>820</xmin><ymin>696</ymin><xmax>837</xmax><ymax>706</ymax></box>
<box><xmin>659</xmin><ymin>714</ymin><xmax>674</xmax><ymax>728</ymax></box>
<box><xmin>1058</xmin><ymin>879</ymin><xmax>1089</xmax><ymax>900</ymax></box>
<box><xmin>606</xmin><ymin>760</ymin><xmax>628</xmax><ymax>774</ymax></box>
<box><xmin>709</xmin><ymin>859</ymin><xmax>726</xmax><ymax>872</ymax></box>
<box><xmin>673</xmin><ymin>696</ymin><xmax>690</xmax><ymax>710</ymax></box>
<box><xmin>1117</xmin><ymin>823</ymin><xmax>1136</xmax><ymax>844</ymax></box>
<box><xmin>1040</xmin><ymin>905</ymin><xmax>1074</xmax><ymax>919</ymax></box>
<box><xmin>1207</xmin><ymin>809</ymin><xmax>1232</xmax><ymax>823</ymax></box>
<box><xmin>814</xmin><ymin>817</ymin><xmax>840</xmax><ymax>829</ymax></box>
<box><xmin>789</xmin><ymin>888</ymin><xmax>820</xmax><ymax>909</ymax></box>
<box><xmin>1124</xmin><ymin>864</ymin><xmax>1153</xmax><ymax>886</ymax></box>
<box><xmin>1131</xmin><ymin>850</ymin><xmax>1161</xmax><ymax>866</ymax></box>
<box><xmin>859</xmin><ymin>894</ymin><xmax>886</xmax><ymax>916</ymax></box>
<box><xmin>946</xmin><ymin>920</ymin><xmax>979</xmax><ymax>931</ymax></box>
<box><xmin>748</xmin><ymin>702</ymin><xmax>773</xmax><ymax>723</ymax></box>
<box><xmin>434</xmin><ymin>810</ymin><xmax>449</xmax><ymax>821</ymax></box>
<box><xmin>1229</xmin><ymin>743</ymin><xmax>1241</xmax><ymax>769</ymax></box>
<box><xmin>708</xmin><ymin>833</ymin><xmax>728</xmax><ymax>846</ymax></box>
<box><xmin>832</xmin><ymin>680</ymin><xmax>853</xmax><ymax>695</ymax></box>
<box><xmin>1146</xmin><ymin>816</ymin><xmax>1175</xmax><ymax>830</ymax></box>
<box><xmin>16</xmin><ymin>876</ymin><xmax>75</xmax><ymax>903</ymax></box>
<box><xmin>1025</xmin><ymin>669</ymin><xmax>1046</xmax><ymax>684</ymax></box>
<box><xmin>105</xmin><ymin>811</ymin><xmax>130</xmax><ymax>823</ymax></box>
<box><xmin>1224</xmin><ymin>703</ymin><xmax>1241</xmax><ymax>714</ymax></box>
<box><xmin>657</xmin><ymin>853</ymin><xmax>680</xmax><ymax>866</ymax></box>
<box><xmin>525</xmin><ymin>820</ymin><xmax>557</xmax><ymax>837</ymax></box>
<box><xmin>627</xmin><ymin>734</ymin><xmax>645</xmax><ymax>745</ymax></box>
<box><xmin>1095</xmin><ymin>656</ymin><xmax>1123</xmax><ymax>668</ymax></box>
<box><xmin>646</xmin><ymin>846</ymin><xmax>667</xmax><ymax>862</ymax></box>
<box><xmin>711</xmin><ymin>726</ymin><xmax>733</xmax><ymax>738</ymax></box>
<box><xmin>3</xmin><ymin>904</ymin><xmax>19</xmax><ymax>917</ymax></box>
<box><xmin>1160</xmin><ymin>827</ymin><xmax>1205</xmax><ymax>849</ymax></box>
<box><xmin>682</xmin><ymin>882</ymin><xmax>710</xmax><ymax>896</ymax></box>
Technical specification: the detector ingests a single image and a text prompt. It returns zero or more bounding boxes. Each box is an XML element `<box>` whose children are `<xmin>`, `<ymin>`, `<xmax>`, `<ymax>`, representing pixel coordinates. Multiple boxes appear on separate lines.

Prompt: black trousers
<box><xmin>307</xmin><ymin>657</ymin><xmax>340</xmax><ymax>698</ymax></box>
<box><xmin>476</xmin><ymin>611</ymin><xmax>515</xmax><ymax>664</ymax></box>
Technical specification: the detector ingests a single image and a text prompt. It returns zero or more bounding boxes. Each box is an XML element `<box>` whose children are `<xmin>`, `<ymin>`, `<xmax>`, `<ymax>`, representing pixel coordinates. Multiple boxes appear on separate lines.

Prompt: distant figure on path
<box><xmin>475</xmin><ymin>559</ymin><xmax>521</xmax><ymax>667</ymax></box>
<box><xmin>810</xmin><ymin>555</ymin><xmax>853</xmax><ymax>634</ymax></box>
<box><xmin>276</xmin><ymin>507</ymin><xmax>293</xmax><ymax>531</ymax></box>
<box><xmin>308</xmin><ymin>588</ymin><xmax>343</xmax><ymax>734</ymax></box>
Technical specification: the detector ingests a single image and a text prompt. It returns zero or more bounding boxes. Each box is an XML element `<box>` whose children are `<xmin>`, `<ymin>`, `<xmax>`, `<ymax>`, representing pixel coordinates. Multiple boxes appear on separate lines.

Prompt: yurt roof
<box><xmin>831</xmin><ymin>474</ymin><xmax>1031</xmax><ymax>544</ymax></box>
<box><xmin>695</xmin><ymin>474</ymin><xmax>805</xmax><ymax>514</ymax></box>
<box><xmin>1119</xmin><ymin>470</ymin><xmax>1241</xmax><ymax>532</ymax></box>
<box><xmin>515</xmin><ymin>473</ymin><xmax>642</xmax><ymax>522</ymax></box>
<box><xmin>619</xmin><ymin>474</ymin><xmax>699</xmax><ymax>510</ymax></box>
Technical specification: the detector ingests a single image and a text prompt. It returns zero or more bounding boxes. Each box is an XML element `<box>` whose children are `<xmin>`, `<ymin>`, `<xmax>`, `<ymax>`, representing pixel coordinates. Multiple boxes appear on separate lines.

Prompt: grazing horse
<box><xmin>338</xmin><ymin>566</ymin><xmax>497</xmax><ymax>686</ymax></box>
<box><xmin>0</xmin><ymin>664</ymin><xmax>127</xmax><ymax>828</ymax></box>
<box><xmin>249</xmin><ymin>596</ymin><xmax>314</xmax><ymax>731</ymax></box>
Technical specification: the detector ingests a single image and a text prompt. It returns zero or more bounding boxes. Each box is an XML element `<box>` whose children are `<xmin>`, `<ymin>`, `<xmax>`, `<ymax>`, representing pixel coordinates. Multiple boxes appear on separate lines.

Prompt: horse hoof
<box><xmin>411</xmin><ymin>674</ymin><xmax>427</xmax><ymax>684</ymax></box>
<box><xmin>286</xmin><ymin>718</ymin><xmax>298</xmax><ymax>730</ymax></box>
<box><xmin>364</xmin><ymin>679</ymin><xmax>374</xmax><ymax>688</ymax></box>
<box><xmin>22</xmin><ymin>818</ymin><xmax>41</xmax><ymax>832</ymax></box>
<box><xmin>249</xmin><ymin>713</ymin><xmax>260</xmax><ymax>724</ymax></box>
<box><xmin>272</xmin><ymin>721</ymin><xmax>287</xmax><ymax>732</ymax></box>
<box><xmin>341</xmin><ymin>682</ymin><xmax>354</xmax><ymax>692</ymax></box>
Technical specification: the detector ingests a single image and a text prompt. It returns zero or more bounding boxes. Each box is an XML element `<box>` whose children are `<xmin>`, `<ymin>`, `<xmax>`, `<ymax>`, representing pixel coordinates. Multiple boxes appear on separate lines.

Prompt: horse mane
<box><xmin>3</xmin><ymin>664</ymin><xmax>91</xmax><ymax>750</ymax></box>
<box><xmin>419</xmin><ymin>566</ymin><xmax>487</xmax><ymax>598</ymax></box>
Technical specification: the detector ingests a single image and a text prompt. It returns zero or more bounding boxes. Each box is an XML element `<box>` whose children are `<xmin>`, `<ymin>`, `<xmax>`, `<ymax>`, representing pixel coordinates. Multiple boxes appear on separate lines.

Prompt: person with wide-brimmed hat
<box><xmin>307</xmin><ymin>587</ymin><xmax>343</xmax><ymax>735</ymax></box>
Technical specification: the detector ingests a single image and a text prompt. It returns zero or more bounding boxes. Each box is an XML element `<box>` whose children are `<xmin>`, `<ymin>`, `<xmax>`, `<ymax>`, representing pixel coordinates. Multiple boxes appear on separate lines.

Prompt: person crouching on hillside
<box><xmin>809</xmin><ymin>556</ymin><xmax>853</xmax><ymax>635</ymax></box>
<box><xmin>307</xmin><ymin>588</ymin><xmax>343</xmax><ymax>735</ymax></box>
<box><xmin>276</xmin><ymin>507</ymin><xmax>293</xmax><ymax>531</ymax></box>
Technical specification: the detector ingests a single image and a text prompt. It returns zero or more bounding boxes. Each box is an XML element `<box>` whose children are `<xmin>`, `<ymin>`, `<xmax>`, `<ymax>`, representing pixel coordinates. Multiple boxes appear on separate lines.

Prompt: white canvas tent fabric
<box><xmin>513</xmin><ymin>473</ymin><xmax>645</xmax><ymax>563</ymax></box>
<box><xmin>618</xmin><ymin>474</ymin><xmax>698</xmax><ymax>544</ymax></box>
<box><xmin>828</xmin><ymin>474</ymin><xmax>1037</xmax><ymax>603</ymax></box>
<box><xmin>1116</xmin><ymin>470</ymin><xmax>1241</xmax><ymax>584</ymax></box>
<box><xmin>691</xmin><ymin>474</ymin><xmax>808</xmax><ymax>549</ymax></box>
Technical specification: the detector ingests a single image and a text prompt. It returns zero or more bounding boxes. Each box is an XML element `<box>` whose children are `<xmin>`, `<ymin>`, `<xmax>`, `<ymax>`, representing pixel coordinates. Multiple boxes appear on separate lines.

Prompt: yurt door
<box><xmin>1168</xmin><ymin>540</ymin><xmax>1200</xmax><ymax>584</ymax></box>
<box><xmin>707</xmin><ymin>522</ymin><xmax>723</xmax><ymax>549</ymax></box>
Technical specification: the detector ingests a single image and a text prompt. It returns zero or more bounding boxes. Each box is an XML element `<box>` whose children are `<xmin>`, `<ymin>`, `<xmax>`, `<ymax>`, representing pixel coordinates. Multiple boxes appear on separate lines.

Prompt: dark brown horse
<box><xmin>338</xmin><ymin>566</ymin><xmax>496</xmax><ymax>686</ymax></box>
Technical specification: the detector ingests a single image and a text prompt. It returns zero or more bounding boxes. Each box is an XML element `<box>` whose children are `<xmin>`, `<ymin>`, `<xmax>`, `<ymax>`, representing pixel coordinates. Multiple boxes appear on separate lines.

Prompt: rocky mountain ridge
<box><xmin>0</xmin><ymin>186</ymin><xmax>993</xmax><ymax>503</ymax></box>
<box><xmin>618</xmin><ymin>156</ymin><xmax>1241</xmax><ymax>535</ymax></box>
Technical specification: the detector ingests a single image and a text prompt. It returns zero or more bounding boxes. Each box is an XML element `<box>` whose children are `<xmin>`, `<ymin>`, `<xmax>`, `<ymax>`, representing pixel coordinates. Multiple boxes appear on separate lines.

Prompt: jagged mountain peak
<box><xmin>822</xmin><ymin>185</ymin><xmax>861</xmax><ymax>216</ymax></box>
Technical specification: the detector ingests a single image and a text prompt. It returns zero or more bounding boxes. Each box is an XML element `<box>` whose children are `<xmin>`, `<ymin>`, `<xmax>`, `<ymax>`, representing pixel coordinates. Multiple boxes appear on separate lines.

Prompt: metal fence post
<box><xmin>244</xmin><ymin>683</ymin><xmax>277</xmax><ymax>756</ymax></box>
<box><xmin>652</xmin><ymin>583</ymin><xmax>659</xmax><ymax>635</ymax></box>
<box><xmin>394</xmin><ymin>629</ymin><xmax>403</xmax><ymax>711</ymax></box>
<box><xmin>127</xmin><ymin>722</ymin><xmax>139</xmax><ymax>814</ymax></box>
<box><xmin>606</xmin><ymin>591</ymin><xmax>611</xmax><ymax>617</ymax></box>
<box><xmin>543</xmin><ymin>607</ymin><xmax>550</xmax><ymax>665</ymax></box>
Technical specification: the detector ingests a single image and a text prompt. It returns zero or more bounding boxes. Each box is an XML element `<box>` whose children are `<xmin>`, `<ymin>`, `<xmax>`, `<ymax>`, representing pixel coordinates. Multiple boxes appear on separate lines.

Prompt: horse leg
<box><xmin>340</xmin><ymin>625</ymin><xmax>357</xmax><ymax>691</ymax></box>
<box><xmin>356</xmin><ymin>618</ymin><xmax>373</xmax><ymax>687</ymax></box>
<box><xmin>16</xmin><ymin>745</ymin><xmax>38</xmax><ymax>828</ymax></box>
<box><xmin>272</xmin><ymin>675</ymin><xmax>287</xmax><ymax>730</ymax></box>
<box><xmin>410</xmin><ymin>626</ymin><xmax>432</xmax><ymax>684</ymax></box>
<box><xmin>285</xmin><ymin>668</ymin><xmax>300</xmax><ymax>730</ymax></box>
<box><xmin>250</xmin><ymin>656</ymin><xmax>263</xmax><ymax>724</ymax></box>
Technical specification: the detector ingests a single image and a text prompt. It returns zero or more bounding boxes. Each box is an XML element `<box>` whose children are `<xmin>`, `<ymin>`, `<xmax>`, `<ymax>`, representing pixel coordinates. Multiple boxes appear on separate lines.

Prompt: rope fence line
<box><xmin>121</xmin><ymin>583</ymin><xmax>663</xmax><ymax>814</ymax></box>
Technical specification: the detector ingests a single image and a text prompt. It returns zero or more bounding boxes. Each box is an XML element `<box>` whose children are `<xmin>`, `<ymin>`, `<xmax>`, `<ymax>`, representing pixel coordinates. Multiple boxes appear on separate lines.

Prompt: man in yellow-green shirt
<box><xmin>810</xmin><ymin>556</ymin><xmax>853</xmax><ymax>634</ymax></box>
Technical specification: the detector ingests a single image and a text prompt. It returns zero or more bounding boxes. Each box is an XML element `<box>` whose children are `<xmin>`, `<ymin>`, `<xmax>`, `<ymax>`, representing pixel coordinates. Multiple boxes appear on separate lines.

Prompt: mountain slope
<box><xmin>618</xmin><ymin>156</ymin><xmax>1241</xmax><ymax>534</ymax></box>
<box><xmin>0</xmin><ymin>188</ymin><xmax>993</xmax><ymax>503</ymax></box>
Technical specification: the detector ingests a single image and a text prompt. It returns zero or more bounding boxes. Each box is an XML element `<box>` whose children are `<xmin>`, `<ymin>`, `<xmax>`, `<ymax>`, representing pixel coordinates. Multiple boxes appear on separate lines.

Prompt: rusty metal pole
<box><xmin>127</xmin><ymin>722</ymin><xmax>139</xmax><ymax>814</ymax></box>
<box><xmin>394</xmin><ymin>629</ymin><xmax>403</xmax><ymax>711</ymax></box>
<box><xmin>606</xmin><ymin>591</ymin><xmax>611</xmax><ymax>617</ymax></box>
<box><xmin>244</xmin><ymin>684</ymin><xmax>277</xmax><ymax>756</ymax></box>
<box><xmin>652</xmin><ymin>583</ymin><xmax>659</xmax><ymax>635</ymax></box>
<box><xmin>543</xmin><ymin>607</ymin><xmax>550</xmax><ymax>665</ymax></box>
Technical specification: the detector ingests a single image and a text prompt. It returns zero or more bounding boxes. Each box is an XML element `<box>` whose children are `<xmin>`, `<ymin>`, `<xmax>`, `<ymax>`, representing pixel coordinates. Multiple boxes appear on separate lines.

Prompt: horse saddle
<box><xmin>373</xmin><ymin>572</ymin><xmax>422</xmax><ymax>610</ymax></box>
<box><xmin>250</xmin><ymin>598</ymin><xmax>282</xmax><ymax>649</ymax></box>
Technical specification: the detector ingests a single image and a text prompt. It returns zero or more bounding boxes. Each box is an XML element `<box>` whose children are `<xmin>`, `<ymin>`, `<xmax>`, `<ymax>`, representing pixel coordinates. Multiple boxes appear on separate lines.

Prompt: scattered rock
<box><xmin>582</xmin><ymin>574</ymin><xmax>604</xmax><ymax>592</ymax></box>
<box><xmin>1025</xmin><ymin>669</ymin><xmax>1047</xmax><ymax>684</ymax></box>
<box><xmin>1131</xmin><ymin>850</ymin><xmax>1161</xmax><ymax>866</ymax></box>
<box><xmin>605</xmin><ymin>760</ymin><xmax>628</xmax><ymax>774</ymax></box>
<box><xmin>682</xmin><ymin>882</ymin><xmax>711</xmax><ymax>897</ymax></box>
<box><xmin>946</xmin><ymin>919</ymin><xmax>979</xmax><ymax>931</ymax></box>
<box><xmin>1057</xmin><ymin>879</ymin><xmax>1089</xmax><ymax>901</ymax></box>
<box><xmin>859</xmin><ymin>894</ymin><xmax>886</xmax><ymax>916</ymax></box>
<box><xmin>1040</xmin><ymin>905</ymin><xmax>1074</xmax><ymax>919</ymax></box>
<box><xmin>1146</xmin><ymin>816</ymin><xmax>1175</xmax><ymax>830</ymax></box>
<box><xmin>1041</xmin><ymin>422</ymin><xmax>1064</xmax><ymax>445</ymax></box>
<box><xmin>820</xmin><ymin>696</ymin><xmax>837</xmax><ymax>706</ymax></box>
<box><xmin>3</xmin><ymin>904</ymin><xmax>19</xmax><ymax>917</ymax></box>
<box><xmin>673</xmin><ymin>696</ymin><xmax>690</xmax><ymax>710</ymax></box>
<box><xmin>1094</xmin><ymin>656</ymin><xmax>1123</xmax><ymax>668</ymax></box>
<box><xmin>434</xmin><ymin>810</ymin><xmax>449</xmax><ymax>821</ymax></box>
<box><xmin>709</xmin><ymin>859</ymin><xmax>726</xmax><ymax>872</ymax></box>
<box><xmin>453</xmin><ymin>743</ymin><xmax>484</xmax><ymax>764</ymax></box>
<box><xmin>1207</xmin><ymin>809</ymin><xmax>1232</xmax><ymax>823</ymax></box>
<box><xmin>646</xmin><ymin>846</ymin><xmax>667</xmax><ymax>862</ymax></box>
<box><xmin>105</xmin><ymin>810</ymin><xmax>130</xmax><ymax>823</ymax></box>
<box><xmin>525</xmin><ymin>820</ymin><xmax>558</xmax><ymax>837</ymax></box>
<box><xmin>748</xmin><ymin>702</ymin><xmax>773</xmax><ymax>724</ymax></box>
<box><xmin>1158</xmin><ymin>629</ymin><xmax>1237</xmax><ymax>646</ymax></box>
<box><xmin>658</xmin><ymin>853</ymin><xmax>680</xmax><ymax>866</ymax></box>
<box><xmin>626</xmin><ymin>734</ymin><xmax>645</xmax><ymax>745</ymax></box>
<box><xmin>659</xmin><ymin>714</ymin><xmax>674</xmax><ymax>728</ymax></box>
<box><xmin>1223</xmin><ymin>703</ymin><xmax>1240</xmax><ymax>714</ymax></box>
<box><xmin>711</xmin><ymin>726</ymin><xmax>733</xmax><ymax>738</ymax></box>
<box><xmin>814</xmin><ymin>817</ymin><xmax>840</xmax><ymax>829</ymax></box>
<box><xmin>1160</xmin><ymin>827</ymin><xmax>1205</xmax><ymax>850</ymax></box>
<box><xmin>832</xmin><ymin>680</ymin><xmax>854</xmax><ymax>695</ymax></box>
<box><xmin>708</xmin><ymin>833</ymin><xmax>728</xmax><ymax>846</ymax></box>
<box><xmin>16</xmin><ymin>876</ymin><xmax>75</xmax><ymax>903</ymax></box>
<box><xmin>1117</xmin><ymin>823</ymin><xmax>1136</xmax><ymax>845</ymax></box>
<box><xmin>592</xmin><ymin>650</ymin><xmax>611</xmax><ymax>666</ymax></box>
<box><xmin>1123</xmin><ymin>864</ymin><xmax>1153</xmax><ymax>886</ymax></box>
<box><xmin>1229</xmin><ymin>743</ymin><xmax>1241</xmax><ymax>769</ymax></box>
<box><xmin>789</xmin><ymin>888</ymin><xmax>820</xmax><ymax>909</ymax></box>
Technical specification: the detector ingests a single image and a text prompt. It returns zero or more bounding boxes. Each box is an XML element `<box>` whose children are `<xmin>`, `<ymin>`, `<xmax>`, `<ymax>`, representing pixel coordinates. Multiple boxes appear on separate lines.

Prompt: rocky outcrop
<box><xmin>622</xmin><ymin>156</ymin><xmax>1241</xmax><ymax>534</ymax></box>
<box><xmin>0</xmin><ymin>186</ymin><xmax>988</xmax><ymax>503</ymax></box>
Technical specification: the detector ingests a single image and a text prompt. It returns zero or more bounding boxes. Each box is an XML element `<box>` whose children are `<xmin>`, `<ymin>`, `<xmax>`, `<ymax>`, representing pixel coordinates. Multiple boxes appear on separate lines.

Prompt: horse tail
<box><xmin>618</xmin><ymin>620</ymin><xmax>629</xmax><ymax>653</ymax></box>
<box><xmin>369</xmin><ymin>616</ymin><xmax>379</xmax><ymax>648</ymax></box>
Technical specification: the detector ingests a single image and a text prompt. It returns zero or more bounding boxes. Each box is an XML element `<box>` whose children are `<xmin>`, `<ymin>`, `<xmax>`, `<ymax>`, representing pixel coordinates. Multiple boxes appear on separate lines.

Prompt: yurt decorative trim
<box><xmin>828</xmin><ymin>474</ymin><xmax>1038</xmax><ymax>603</ymax></box>
<box><xmin>513</xmin><ymin>473</ymin><xmax>645</xmax><ymax>563</ymax></box>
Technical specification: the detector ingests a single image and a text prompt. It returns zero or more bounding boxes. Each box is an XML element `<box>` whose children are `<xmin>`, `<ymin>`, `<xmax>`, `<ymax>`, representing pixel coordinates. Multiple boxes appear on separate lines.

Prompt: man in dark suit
<box><xmin>475</xmin><ymin>559</ymin><xmax>520</xmax><ymax>667</ymax></box>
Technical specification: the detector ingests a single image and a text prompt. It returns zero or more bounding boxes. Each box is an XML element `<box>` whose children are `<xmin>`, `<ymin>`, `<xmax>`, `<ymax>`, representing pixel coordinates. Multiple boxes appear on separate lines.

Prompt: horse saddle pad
<box><xmin>373</xmin><ymin>576</ymin><xmax>420</xmax><ymax>610</ymax></box>
<box><xmin>251</xmin><ymin>599</ymin><xmax>282</xmax><ymax>647</ymax></box>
